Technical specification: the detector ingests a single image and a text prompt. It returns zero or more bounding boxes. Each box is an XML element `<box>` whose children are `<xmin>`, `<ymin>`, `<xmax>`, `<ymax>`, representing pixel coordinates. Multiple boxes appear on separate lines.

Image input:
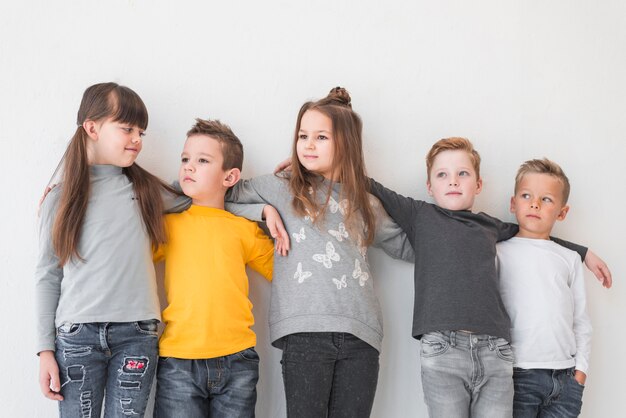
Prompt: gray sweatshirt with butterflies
<box><xmin>227</xmin><ymin>173</ymin><xmax>414</xmax><ymax>352</ymax></box>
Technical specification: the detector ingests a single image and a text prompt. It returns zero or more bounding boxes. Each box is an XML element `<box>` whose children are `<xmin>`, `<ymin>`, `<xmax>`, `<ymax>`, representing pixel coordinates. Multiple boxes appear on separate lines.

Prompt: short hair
<box><xmin>426</xmin><ymin>137</ymin><xmax>481</xmax><ymax>181</ymax></box>
<box><xmin>515</xmin><ymin>158</ymin><xmax>570</xmax><ymax>204</ymax></box>
<box><xmin>187</xmin><ymin>118</ymin><xmax>243</xmax><ymax>170</ymax></box>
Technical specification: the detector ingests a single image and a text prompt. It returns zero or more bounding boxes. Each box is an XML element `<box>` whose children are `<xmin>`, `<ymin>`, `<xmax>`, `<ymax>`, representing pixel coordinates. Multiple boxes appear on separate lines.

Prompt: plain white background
<box><xmin>1</xmin><ymin>1</ymin><xmax>624</xmax><ymax>416</ymax></box>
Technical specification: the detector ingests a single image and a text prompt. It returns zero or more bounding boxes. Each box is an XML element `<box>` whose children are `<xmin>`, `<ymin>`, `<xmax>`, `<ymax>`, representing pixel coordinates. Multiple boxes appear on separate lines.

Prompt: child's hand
<box><xmin>584</xmin><ymin>250</ymin><xmax>612</xmax><ymax>288</ymax></box>
<box><xmin>39</xmin><ymin>350</ymin><xmax>63</xmax><ymax>401</ymax></box>
<box><xmin>574</xmin><ymin>370</ymin><xmax>587</xmax><ymax>386</ymax></box>
<box><xmin>273</xmin><ymin>158</ymin><xmax>292</xmax><ymax>174</ymax></box>
<box><xmin>263</xmin><ymin>205</ymin><xmax>290</xmax><ymax>256</ymax></box>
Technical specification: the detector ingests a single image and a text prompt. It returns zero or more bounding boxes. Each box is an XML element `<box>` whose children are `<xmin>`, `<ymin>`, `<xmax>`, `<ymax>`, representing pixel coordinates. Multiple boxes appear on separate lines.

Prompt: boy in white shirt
<box><xmin>497</xmin><ymin>158</ymin><xmax>591</xmax><ymax>417</ymax></box>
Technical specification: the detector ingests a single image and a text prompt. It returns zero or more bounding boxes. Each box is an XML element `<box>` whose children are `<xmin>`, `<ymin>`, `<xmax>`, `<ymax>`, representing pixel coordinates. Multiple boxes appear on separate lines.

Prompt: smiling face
<box><xmin>510</xmin><ymin>172</ymin><xmax>569</xmax><ymax>239</ymax></box>
<box><xmin>296</xmin><ymin>109</ymin><xmax>335</xmax><ymax>180</ymax></box>
<box><xmin>86</xmin><ymin>118</ymin><xmax>144</xmax><ymax>167</ymax></box>
<box><xmin>179</xmin><ymin>134</ymin><xmax>239</xmax><ymax>207</ymax></box>
<box><xmin>427</xmin><ymin>149</ymin><xmax>482</xmax><ymax>210</ymax></box>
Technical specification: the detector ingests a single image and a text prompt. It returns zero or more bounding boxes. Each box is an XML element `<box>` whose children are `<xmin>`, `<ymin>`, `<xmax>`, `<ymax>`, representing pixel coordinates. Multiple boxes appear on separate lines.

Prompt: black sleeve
<box><xmin>369</xmin><ymin>178</ymin><xmax>419</xmax><ymax>238</ymax></box>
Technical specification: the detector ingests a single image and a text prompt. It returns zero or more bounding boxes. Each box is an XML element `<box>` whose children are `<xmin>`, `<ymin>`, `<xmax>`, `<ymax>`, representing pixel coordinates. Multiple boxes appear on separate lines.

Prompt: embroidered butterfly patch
<box><xmin>312</xmin><ymin>242</ymin><xmax>340</xmax><ymax>268</ymax></box>
<box><xmin>328</xmin><ymin>222</ymin><xmax>348</xmax><ymax>242</ymax></box>
<box><xmin>329</xmin><ymin>196</ymin><xmax>348</xmax><ymax>215</ymax></box>
<box><xmin>332</xmin><ymin>275</ymin><xmax>347</xmax><ymax>290</ymax></box>
<box><xmin>292</xmin><ymin>227</ymin><xmax>306</xmax><ymax>243</ymax></box>
<box><xmin>294</xmin><ymin>262</ymin><xmax>312</xmax><ymax>283</ymax></box>
<box><xmin>352</xmin><ymin>259</ymin><xmax>369</xmax><ymax>286</ymax></box>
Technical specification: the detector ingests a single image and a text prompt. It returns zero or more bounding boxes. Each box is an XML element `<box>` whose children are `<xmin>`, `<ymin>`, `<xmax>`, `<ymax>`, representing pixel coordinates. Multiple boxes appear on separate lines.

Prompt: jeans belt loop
<box><xmin>450</xmin><ymin>331</ymin><xmax>456</xmax><ymax>347</ymax></box>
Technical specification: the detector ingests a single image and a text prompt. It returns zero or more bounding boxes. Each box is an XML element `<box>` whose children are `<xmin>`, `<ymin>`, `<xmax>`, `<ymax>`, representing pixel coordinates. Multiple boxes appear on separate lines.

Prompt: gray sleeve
<box><xmin>162</xmin><ymin>182</ymin><xmax>191</xmax><ymax>214</ymax></box>
<box><xmin>226</xmin><ymin>174</ymin><xmax>280</xmax><ymax>205</ymax></box>
<box><xmin>35</xmin><ymin>188</ymin><xmax>63</xmax><ymax>354</ymax></box>
<box><xmin>370</xmin><ymin>195</ymin><xmax>415</xmax><ymax>263</ymax></box>
<box><xmin>225</xmin><ymin>202</ymin><xmax>266</xmax><ymax>222</ymax></box>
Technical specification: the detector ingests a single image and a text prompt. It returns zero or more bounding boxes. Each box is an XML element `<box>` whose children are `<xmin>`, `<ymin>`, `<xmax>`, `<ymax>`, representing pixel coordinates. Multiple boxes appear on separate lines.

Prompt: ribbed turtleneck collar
<box><xmin>90</xmin><ymin>164</ymin><xmax>123</xmax><ymax>177</ymax></box>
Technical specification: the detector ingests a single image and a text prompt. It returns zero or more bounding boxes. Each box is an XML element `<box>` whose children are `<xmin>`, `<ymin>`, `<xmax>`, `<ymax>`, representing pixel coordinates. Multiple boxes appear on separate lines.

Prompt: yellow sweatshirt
<box><xmin>154</xmin><ymin>205</ymin><xmax>273</xmax><ymax>359</ymax></box>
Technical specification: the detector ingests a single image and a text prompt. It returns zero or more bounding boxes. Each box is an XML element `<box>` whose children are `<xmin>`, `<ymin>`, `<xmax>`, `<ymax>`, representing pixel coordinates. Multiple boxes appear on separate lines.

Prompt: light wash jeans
<box><xmin>280</xmin><ymin>332</ymin><xmax>380</xmax><ymax>418</ymax></box>
<box><xmin>420</xmin><ymin>330</ymin><xmax>514</xmax><ymax>418</ymax></box>
<box><xmin>154</xmin><ymin>347</ymin><xmax>260</xmax><ymax>418</ymax></box>
<box><xmin>513</xmin><ymin>367</ymin><xmax>584</xmax><ymax>417</ymax></box>
<box><xmin>55</xmin><ymin>320</ymin><xmax>159</xmax><ymax>418</ymax></box>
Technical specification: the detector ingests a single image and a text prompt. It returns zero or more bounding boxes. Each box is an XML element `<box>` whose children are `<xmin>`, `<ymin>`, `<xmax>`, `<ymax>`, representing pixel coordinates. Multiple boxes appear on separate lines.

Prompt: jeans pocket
<box><xmin>57</xmin><ymin>323</ymin><xmax>83</xmax><ymax>337</ymax></box>
<box><xmin>420</xmin><ymin>336</ymin><xmax>449</xmax><ymax>358</ymax></box>
<box><xmin>238</xmin><ymin>347</ymin><xmax>260</xmax><ymax>362</ymax></box>
<box><xmin>135</xmin><ymin>319</ymin><xmax>159</xmax><ymax>335</ymax></box>
<box><xmin>570</xmin><ymin>372</ymin><xmax>586</xmax><ymax>389</ymax></box>
<box><xmin>495</xmin><ymin>341</ymin><xmax>514</xmax><ymax>362</ymax></box>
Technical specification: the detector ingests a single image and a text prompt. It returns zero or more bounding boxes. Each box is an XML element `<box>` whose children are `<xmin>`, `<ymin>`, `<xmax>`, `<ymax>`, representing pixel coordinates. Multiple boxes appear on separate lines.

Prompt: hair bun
<box><xmin>326</xmin><ymin>86</ymin><xmax>352</xmax><ymax>108</ymax></box>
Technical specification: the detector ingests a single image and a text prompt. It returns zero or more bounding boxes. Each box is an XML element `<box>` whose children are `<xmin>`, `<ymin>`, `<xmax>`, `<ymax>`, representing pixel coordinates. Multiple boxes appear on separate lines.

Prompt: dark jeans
<box><xmin>154</xmin><ymin>347</ymin><xmax>260</xmax><ymax>418</ymax></box>
<box><xmin>281</xmin><ymin>332</ymin><xmax>379</xmax><ymax>418</ymax></box>
<box><xmin>513</xmin><ymin>367</ymin><xmax>584</xmax><ymax>418</ymax></box>
<box><xmin>55</xmin><ymin>321</ymin><xmax>159</xmax><ymax>418</ymax></box>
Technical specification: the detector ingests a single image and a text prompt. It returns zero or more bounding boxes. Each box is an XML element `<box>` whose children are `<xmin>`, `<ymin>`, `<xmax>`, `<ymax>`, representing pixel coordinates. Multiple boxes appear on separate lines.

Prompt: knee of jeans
<box><xmin>119</xmin><ymin>356</ymin><xmax>151</xmax><ymax>377</ymax></box>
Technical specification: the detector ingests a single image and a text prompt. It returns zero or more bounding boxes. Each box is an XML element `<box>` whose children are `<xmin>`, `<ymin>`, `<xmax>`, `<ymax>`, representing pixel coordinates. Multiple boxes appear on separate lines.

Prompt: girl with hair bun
<box><xmin>227</xmin><ymin>87</ymin><xmax>413</xmax><ymax>417</ymax></box>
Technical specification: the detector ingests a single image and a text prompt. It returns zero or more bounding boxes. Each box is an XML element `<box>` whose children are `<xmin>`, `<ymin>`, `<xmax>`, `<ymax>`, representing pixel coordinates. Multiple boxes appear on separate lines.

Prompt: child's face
<box><xmin>297</xmin><ymin>109</ymin><xmax>335</xmax><ymax>180</ymax></box>
<box><xmin>427</xmin><ymin>150</ymin><xmax>482</xmax><ymax>210</ymax></box>
<box><xmin>179</xmin><ymin>135</ymin><xmax>232</xmax><ymax>205</ymax></box>
<box><xmin>87</xmin><ymin>118</ymin><xmax>144</xmax><ymax>167</ymax></box>
<box><xmin>510</xmin><ymin>172</ymin><xmax>569</xmax><ymax>239</ymax></box>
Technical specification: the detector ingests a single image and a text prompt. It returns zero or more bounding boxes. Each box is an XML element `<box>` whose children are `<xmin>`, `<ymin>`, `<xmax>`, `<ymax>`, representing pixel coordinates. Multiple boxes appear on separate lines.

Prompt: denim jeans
<box><xmin>55</xmin><ymin>321</ymin><xmax>159</xmax><ymax>418</ymax></box>
<box><xmin>154</xmin><ymin>347</ymin><xmax>259</xmax><ymax>418</ymax></box>
<box><xmin>280</xmin><ymin>332</ymin><xmax>380</xmax><ymax>418</ymax></box>
<box><xmin>419</xmin><ymin>330</ymin><xmax>514</xmax><ymax>418</ymax></box>
<box><xmin>513</xmin><ymin>367</ymin><xmax>584</xmax><ymax>417</ymax></box>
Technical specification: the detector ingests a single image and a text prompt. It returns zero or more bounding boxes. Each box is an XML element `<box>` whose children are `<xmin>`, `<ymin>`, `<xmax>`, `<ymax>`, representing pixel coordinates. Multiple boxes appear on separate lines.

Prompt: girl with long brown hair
<box><xmin>227</xmin><ymin>87</ymin><xmax>413</xmax><ymax>418</ymax></box>
<box><xmin>35</xmin><ymin>82</ymin><xmax>185</xmax><ymax>417</ymax></box>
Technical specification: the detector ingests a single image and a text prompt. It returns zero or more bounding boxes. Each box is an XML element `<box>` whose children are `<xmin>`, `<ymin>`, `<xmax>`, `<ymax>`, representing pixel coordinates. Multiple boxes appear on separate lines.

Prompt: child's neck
<box><xmin>191</xmin><ymin>194</ymin><xmax>226</xmax><ymax>210</ymax></box>
<box><xmin>515</xmin><ymin>228</ymin><xmax>551</xmax><ymax>240</ymax></box>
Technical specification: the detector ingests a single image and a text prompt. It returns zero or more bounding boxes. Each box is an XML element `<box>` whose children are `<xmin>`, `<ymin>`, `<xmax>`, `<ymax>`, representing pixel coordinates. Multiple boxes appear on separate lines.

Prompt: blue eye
<box><xmin>436</xmin><ymin>172</ymin><xmax>446</xmax><ymax>178</ymax></box>
<box><xmin>459</xmin><ymin>170</ymin><xmax>470</xmax><ymax>176</ymax></box>
<box><xmin>542</xmin><ymin>197</ymin><xmax>553</xmax><ymax>203</ymax></box>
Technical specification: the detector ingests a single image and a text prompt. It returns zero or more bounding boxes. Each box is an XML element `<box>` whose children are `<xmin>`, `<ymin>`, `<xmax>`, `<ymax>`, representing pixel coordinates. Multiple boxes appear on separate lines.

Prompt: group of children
<box><xmin>35</xmin><ymin>82</ymin><xmax>611</xmax><ymax>418</ymax></box>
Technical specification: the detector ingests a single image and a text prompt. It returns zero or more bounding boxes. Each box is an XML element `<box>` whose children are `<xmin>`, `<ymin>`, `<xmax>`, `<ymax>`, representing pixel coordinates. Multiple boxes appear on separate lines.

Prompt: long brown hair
<box><xmin>288</xmin><ymin>87</ymin><xmax>376</xmax><ymax>245</ymax></box>
<box><xmin>52</xmin><ymin>82</ymin><xmax>176</xmax><ymax>265</ymax></box>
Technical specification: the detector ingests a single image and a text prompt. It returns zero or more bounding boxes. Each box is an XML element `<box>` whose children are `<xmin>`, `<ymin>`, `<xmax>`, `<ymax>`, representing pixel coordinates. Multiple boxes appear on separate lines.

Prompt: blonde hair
<box><xmin>515</xmin><ymin>158</ymin><xmax>570</xmax><ymax>203</ymax></box>
<box><xmin>288</xmin><ymin>87</ymin><xmax>376</xmax><ymax>246</ymax></box>
<box><xmin>426</xmin><ymin>137</ymin><xmax>481</xmax><ymax>181</ymax></box>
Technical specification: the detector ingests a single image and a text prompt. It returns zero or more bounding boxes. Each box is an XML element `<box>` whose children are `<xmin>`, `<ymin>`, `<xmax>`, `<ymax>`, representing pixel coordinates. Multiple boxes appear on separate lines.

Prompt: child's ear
<box><xmin>83</xmin><ymin>120</ymin><xmax>99</xmax><ymax>141</ymax></box>
<box><xmin>426</xmin><ymin>180</ymin><xmax>433</xmax><ymax>196</ymax></box>
<box><xmin>509</xmin><ymin>196</ymin><xmax>516</xmax><ymax>213</ymax></box>
<box><xmin>475</xmin><ymin>178</ymin><xmax>483</xmax><ymax>195</ymax></box>
<box><xmin>223</xmin><ymin>168</ymin><xmax>241</xmax><ymax>187</ymax></box>
<box><xmin>557</xmin><ymin>205</ymin><xmax>570</xmax><ymax>221</ymax></box>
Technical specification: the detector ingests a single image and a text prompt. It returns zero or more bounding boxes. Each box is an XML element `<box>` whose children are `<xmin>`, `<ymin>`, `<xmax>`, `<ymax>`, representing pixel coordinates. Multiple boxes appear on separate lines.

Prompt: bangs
<box><xmin>109</xmin><ymin>86</ymin><xmax>149</xmax><ymax>130</ymax></box>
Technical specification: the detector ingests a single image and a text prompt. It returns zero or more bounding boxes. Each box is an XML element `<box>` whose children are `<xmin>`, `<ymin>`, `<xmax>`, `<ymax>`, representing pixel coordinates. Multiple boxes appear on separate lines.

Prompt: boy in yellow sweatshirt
<box><xmin>154</xmin><ymin>119</ymin><xmax>275</xmax><ymax>418</ymax></box>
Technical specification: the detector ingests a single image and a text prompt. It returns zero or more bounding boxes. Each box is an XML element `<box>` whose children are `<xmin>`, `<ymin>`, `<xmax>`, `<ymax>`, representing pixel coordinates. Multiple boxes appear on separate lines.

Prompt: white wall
<box><xmin>2</xmin><ymin>1</ymin><xmax>624</xmax><ymax>416</ymax></box>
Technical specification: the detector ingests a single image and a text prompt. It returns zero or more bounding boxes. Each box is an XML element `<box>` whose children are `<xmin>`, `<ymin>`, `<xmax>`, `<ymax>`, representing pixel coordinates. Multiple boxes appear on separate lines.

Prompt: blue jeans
<box><xmin>154</xmin><ymin>347</ymin><xmax>259</xmax><ymax>418</ymax></box>
<box><xmin>280</xmin><ymin>332</ymin><xmax>380</xmax><ymax>418</ymax></box>
<box><xmin>513</xmin><ymin>367</ymin><xmax>584</xmax><ymax>417</ymax></box>
<box><xmin>55</xmin><ymin>321</ymin><xmax>159</xmax><ymax>418</ymax></box>
<box><xmin>419</xmin><ymin>330</ymin><xmax>514</xmax><ymax>418</ymax></box>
